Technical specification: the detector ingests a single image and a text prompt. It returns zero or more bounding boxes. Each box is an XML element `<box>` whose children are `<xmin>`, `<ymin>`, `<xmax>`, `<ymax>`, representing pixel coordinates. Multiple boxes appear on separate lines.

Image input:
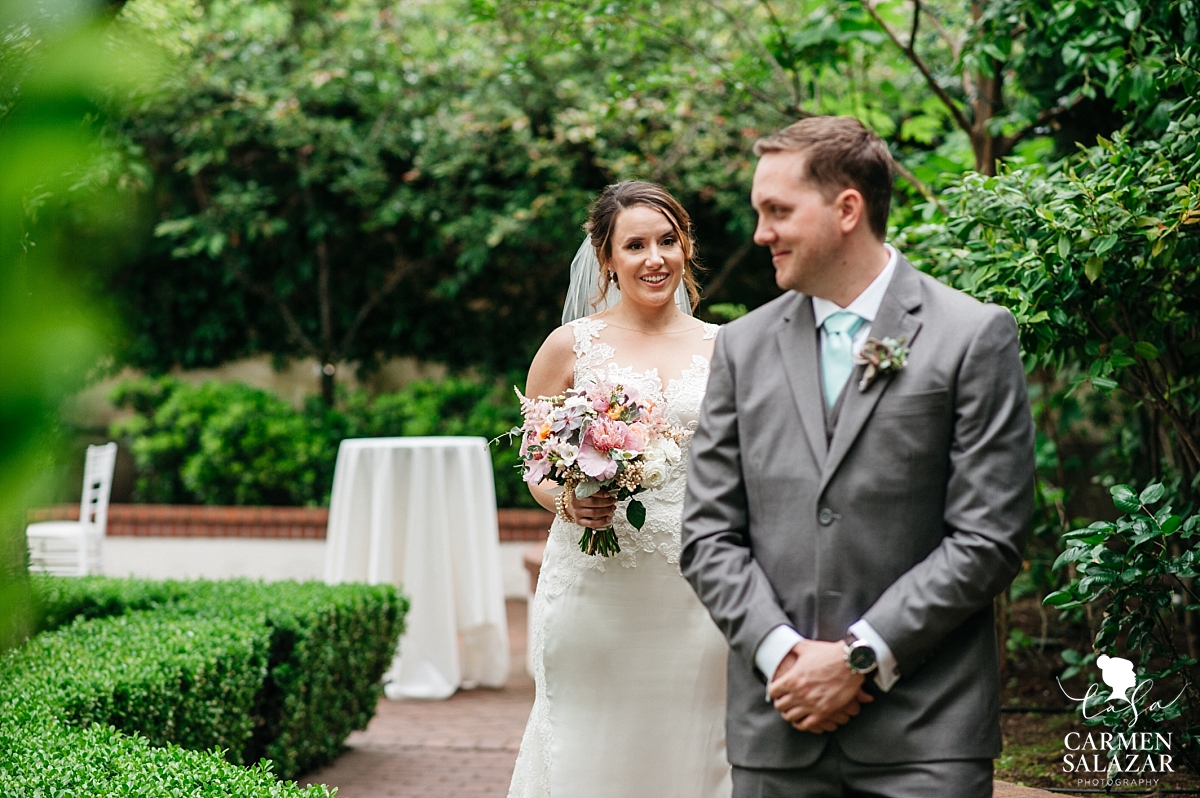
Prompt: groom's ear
<box><xmin>833</xmin><ymin>187</ymin><xmax>868</xmax><ymax>235</ymax></box>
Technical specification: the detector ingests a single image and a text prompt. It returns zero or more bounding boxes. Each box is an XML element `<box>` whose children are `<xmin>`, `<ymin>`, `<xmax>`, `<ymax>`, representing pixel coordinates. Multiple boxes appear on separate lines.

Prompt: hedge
<box><xmin>0</xmin><ymin>576</ymin><xmax>407</xmax><ymax>795</ymax></box>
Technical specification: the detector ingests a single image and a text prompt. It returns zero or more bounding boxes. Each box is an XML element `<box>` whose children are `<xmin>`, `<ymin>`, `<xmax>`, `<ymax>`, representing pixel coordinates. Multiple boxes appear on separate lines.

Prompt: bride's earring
<box><xmin>609</xmin><ymin>271</ymin><xmax>618</xmax><ymax>287</ymax></box>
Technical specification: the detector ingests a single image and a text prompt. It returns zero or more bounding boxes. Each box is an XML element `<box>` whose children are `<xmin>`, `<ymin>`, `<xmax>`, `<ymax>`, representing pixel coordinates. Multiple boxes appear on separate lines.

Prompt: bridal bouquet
<box><xmin>511</xmin><ymin>382</ymin><xmax>690</xmax><ymax>557</ymax></box>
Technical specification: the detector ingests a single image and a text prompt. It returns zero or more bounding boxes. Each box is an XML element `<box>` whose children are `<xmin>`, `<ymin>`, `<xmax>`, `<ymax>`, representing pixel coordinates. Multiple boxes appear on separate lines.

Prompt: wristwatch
<box><xmin>842</xmin><ymin>633</ymin><xmax>878</xmax><ymax>675</ymax></box>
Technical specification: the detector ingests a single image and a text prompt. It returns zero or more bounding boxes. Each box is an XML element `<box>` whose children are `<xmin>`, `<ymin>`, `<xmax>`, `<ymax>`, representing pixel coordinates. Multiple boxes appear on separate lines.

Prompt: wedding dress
<box><xmin>508</xmin><ymin>317</ymin><xmax>732</xmax><ymax>798</ymax></box>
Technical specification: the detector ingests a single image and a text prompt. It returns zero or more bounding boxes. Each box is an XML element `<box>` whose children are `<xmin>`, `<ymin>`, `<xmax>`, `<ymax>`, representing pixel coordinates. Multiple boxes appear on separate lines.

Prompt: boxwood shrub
<box><xmin>0</xmin><ymin>576</ymin><xmax>407</xmax><ymax>795</ymax></box>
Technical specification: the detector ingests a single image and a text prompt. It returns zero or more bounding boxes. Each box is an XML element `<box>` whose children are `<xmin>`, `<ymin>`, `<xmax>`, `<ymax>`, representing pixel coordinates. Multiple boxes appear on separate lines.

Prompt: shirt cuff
<box><xmin>849</xmin><ymin>619</ymin><xmax>900</xmax><ymax>692</ymax></box>
<box><xmin>755</xmin><ymin>624</ymin><xmax>804</xmax><ymax>686</ymax></box>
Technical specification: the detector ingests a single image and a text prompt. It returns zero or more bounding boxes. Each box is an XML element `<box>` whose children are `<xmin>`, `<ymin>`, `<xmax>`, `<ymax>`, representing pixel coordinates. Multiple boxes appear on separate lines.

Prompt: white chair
<box><xmin>26</xmin><ymin>442</ymin><xmax>117</xmax><ymax>576</ymax></box>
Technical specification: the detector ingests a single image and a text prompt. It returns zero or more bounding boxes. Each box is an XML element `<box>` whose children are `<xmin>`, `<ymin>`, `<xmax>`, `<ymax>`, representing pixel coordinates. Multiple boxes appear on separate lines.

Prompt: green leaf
<box><xmin>1044</xmin><ymin>589</ymin><xmax>1077</xmax><ymax>606</ymax></box>
<box><xmin>1053</xmin><ymin>548</ymin><xmax>1082</xmax><ymax>570</ymax></box>
<box><xmin>1139</xmin><ymin>483</ymin><xmax>1166</xmax><ymax>505</ymax></box>
<box><xmin>1111</xmin><ymin>484</ymin><xmax>1141</xmax><ymax>512</ymax></box>
<box><xmin>1134</xmin><ymin>341</ymin><xmax>1160</xmax><ymax>359</ymax></box>
<box><xmin>1161</xmin><ymin>515</ymin><xmax>1182</xmax><ymax>536</ymax></box>
<box><xmin>1131</xmin><ymin>519</ymin><xmax>1160</xmax><ymax>546</ymax></box>
<box><xmin>1121</xmin><ymin>567</ymin><xmax>1147</xmax><ymax>583</ymax></box>
<box><xmin>1109</xmin><ymin>354</ymin><xmax>1137</xmax><ymax>368</ymax></box>
<box><xmin>1085</xmin><ymin>255</ymin><xmax>1104</xmax><ymax>282</ymax></box>
<box><xmin>1057</xmin><ymin>235</ymin><xmax>1071</xmax><ymax>259</ymax></box>
<box><xmin>626</xmin><ymin>498</ymin><xmax>646</xmax><ymax>530</ymax></box>
<box><xmin>1091</xmin><ymin>376</ymin><xmax>1119</xmax><ymax>391</ymax></box>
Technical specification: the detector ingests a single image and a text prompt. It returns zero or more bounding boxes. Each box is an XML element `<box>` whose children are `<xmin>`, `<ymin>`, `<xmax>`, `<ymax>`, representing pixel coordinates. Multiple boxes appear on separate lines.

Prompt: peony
<box><xmin>577</xmin><ymin>443</ymin><xmax>618</xmax><ymax>480</ymax></box>
<box><xmin>585</xmin><ymin>416</ymin><xmax>630</xmax><ymax>454</ymax></box>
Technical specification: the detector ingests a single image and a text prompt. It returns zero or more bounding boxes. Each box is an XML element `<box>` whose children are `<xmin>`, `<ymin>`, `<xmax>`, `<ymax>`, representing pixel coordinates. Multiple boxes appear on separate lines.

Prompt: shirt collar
<box><xmin>811</xmin><ymin>244</ymin><xmax>898</xmax><ymax>329</ymax></box>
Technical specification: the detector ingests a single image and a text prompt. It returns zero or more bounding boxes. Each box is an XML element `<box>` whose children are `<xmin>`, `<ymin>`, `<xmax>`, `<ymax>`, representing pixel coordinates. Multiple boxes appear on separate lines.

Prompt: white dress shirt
<box><xmin>754</xmin><ymin>243</ymin><xmax>901</xmax><ymax>693</ymax></box>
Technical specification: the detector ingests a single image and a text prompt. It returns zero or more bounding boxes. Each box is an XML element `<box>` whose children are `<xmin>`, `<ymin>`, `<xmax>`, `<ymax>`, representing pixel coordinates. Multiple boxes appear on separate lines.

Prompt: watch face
<box><xmin>848</xmin><ymin>645</ymin><xmax>876</xmax><ymax>671</ymax></box>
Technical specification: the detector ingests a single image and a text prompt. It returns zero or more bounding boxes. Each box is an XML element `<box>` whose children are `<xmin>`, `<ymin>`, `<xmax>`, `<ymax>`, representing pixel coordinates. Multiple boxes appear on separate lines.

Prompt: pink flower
<box><xmin>524</xmin><ymin>453</ymin><xmax>551</xmax><ymax>485</ymax></box>
<box><xmin>585</xmin><ymin>416</ymin><xmax>629</xmax><ymax>454</ymax></box>
<box><xmin>577</xmin><ymin>443</ymin><xmax>618</xmax><ymax>480</ymax></box>
<box><xmin>623</xmin><ymin>424</ymin><xmax>646</xmax><ymax>453</ymax></box>
<box><xmin>591</xmin><ymin>393</ymin><xmax>610</xmax><ymax>413</ymax></box>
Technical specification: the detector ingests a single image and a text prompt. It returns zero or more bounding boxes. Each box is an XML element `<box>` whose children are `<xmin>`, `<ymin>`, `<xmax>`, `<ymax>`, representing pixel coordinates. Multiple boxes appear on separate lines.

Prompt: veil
<box><xmin>561</xmin><ymin>236</ymin><xmax>692</xmax><ymax>325</ymax></box>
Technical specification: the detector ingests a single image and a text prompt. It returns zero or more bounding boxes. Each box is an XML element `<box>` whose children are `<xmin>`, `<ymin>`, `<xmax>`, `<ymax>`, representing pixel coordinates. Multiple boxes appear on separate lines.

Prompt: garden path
<box><xmin>301</xmin><ymin>599</ymin><xmax>1054</xmax><ymax>798</ymax></box>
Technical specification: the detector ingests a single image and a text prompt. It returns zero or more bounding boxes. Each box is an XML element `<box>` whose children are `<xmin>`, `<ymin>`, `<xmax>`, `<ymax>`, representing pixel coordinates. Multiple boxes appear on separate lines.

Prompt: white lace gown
<box><xmin>508</xmin><ymin>318</ymin><xmax>733</xmax><ymax>798</ymax></box>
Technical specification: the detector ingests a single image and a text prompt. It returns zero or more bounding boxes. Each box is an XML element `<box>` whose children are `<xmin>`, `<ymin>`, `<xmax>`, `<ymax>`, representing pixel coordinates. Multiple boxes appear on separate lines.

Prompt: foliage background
<box><xmin>4</xmin><ymin>0</ymin><xmax>1200</xmax><ymax>780</ymax></box>
<box><xmin>109</xmin><ymin>375</ymin><xmax>532</xmax><ymax>507</ymax></box>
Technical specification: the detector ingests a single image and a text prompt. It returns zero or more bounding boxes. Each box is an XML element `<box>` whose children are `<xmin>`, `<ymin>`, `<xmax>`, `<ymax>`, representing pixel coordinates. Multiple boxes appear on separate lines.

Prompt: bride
<box><xmin>508</xmin><ymin>181</ymin><xmax>732</xmax><ymax>797</ymax></box>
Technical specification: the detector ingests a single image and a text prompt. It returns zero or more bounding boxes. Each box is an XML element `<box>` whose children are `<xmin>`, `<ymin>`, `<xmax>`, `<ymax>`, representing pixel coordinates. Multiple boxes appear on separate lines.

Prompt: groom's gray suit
<box><xmin>681</xmin><ymin>255</ymin><xmax>1034</xmax><ymax>774</ymax></box>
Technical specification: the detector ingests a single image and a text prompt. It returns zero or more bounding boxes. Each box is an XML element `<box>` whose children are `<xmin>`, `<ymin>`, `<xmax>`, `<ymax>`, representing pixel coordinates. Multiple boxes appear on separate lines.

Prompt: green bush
<box><xmin>1</xmin><ymin>577</ymin><xmax>407</xmax><ymax>794</ymax></box>
<box><xmin>6</xmin><ymin>612</ymin><xmax>266</xmax><ymax>761</ymax></box>
<box><xmin>110</xmin><ymin>379</ymin><xmax>328</xmax><ymax>507</ymax></box>
<box><xmin>110</xmin><ymin>375</ymin><xmax>533</xmax><ymax>508</ymax></box>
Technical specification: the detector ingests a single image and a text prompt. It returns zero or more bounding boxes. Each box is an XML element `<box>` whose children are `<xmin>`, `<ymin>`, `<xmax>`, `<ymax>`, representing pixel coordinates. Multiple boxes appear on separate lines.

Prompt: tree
<box><xmin>105</xmin><ymin>0</ymin><xmax>805</xmax><ymax>389</ymax></box>
<box><xmin>118</xmin><ymin>0</ymin><xmax>466</xmax><ymax>404</ymax></box>
<box><xmin>866</xmin><ymin>0</ymin><xmax>1197</xmax><ymax>173</ymax></box>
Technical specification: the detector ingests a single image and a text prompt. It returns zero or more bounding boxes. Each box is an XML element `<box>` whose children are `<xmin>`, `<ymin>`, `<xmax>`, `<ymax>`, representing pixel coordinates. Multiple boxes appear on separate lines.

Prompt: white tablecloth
<box><xmin>323</xmin><ymin>437</ymin><xmax>509</xmax><ymax>699</ymax></box>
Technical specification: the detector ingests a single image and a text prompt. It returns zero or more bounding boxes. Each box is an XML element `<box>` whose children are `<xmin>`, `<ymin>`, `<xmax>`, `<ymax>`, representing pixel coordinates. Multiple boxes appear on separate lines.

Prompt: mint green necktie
<box><xmin>822</xmin><ymin>311</ymin><xmax>866</xmax><ymax>407</ymax></box>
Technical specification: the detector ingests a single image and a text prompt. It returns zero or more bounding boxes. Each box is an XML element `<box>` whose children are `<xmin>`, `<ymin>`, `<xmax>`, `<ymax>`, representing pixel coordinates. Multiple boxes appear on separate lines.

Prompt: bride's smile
<box><xmin>607</xmin><ymin>204</ymin><xmax>686</xmax><ymax>306</ymax></box>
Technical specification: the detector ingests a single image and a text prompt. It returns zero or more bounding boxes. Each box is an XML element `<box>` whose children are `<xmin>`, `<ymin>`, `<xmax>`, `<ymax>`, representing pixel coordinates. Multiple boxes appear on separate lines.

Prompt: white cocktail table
<box><xmin>324</xmin><ymin>437</ymin><xmax>509</xmax><ymax>699</ymax></box>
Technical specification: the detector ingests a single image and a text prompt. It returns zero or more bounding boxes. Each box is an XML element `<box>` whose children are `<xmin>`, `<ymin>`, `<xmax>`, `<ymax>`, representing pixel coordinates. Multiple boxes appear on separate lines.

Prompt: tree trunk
<box><xmin>996</xmin><ymin>588</ymin><xmax>1011</xmax><ymax>681</ymax></box>
<box><xmin>320</xmin><ymin>363</ymin><xmax>335</xmax><ymax>407</ymax></box>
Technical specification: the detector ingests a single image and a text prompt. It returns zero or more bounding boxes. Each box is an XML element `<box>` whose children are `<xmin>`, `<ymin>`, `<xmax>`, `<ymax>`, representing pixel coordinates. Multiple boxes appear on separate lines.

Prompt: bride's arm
<box><xmin>523</xmin><ymin>326</ymin><xmax>615</xmax><ymax>528</ymax></box>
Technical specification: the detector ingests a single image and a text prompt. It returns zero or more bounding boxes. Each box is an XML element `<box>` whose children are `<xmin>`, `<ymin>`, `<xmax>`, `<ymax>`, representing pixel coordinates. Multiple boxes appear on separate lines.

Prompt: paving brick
<box><xmin>301</xmin><ymin>599</ymin><xmax>1054</xmax><ymax>797</ymax></box>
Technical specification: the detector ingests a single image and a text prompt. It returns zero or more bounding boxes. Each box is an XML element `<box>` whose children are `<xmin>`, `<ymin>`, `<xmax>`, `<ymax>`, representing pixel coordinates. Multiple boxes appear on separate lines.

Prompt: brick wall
<box><xmin>29</xmin><ymin>505</ymin><xmax>553</xmax><ymax>543</ymax></box>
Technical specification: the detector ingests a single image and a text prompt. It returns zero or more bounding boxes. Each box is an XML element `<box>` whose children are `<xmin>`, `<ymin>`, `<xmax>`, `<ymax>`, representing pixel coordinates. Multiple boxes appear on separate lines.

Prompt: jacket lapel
<box><xmin>818</xmin><ymin>258</ymin><xmax>925</xmax><ymax>497</ymax></box>
<box><xmin>775</xmin><ymin>294</ymin><xmax>827</xmax><ymax>471</ymax></box>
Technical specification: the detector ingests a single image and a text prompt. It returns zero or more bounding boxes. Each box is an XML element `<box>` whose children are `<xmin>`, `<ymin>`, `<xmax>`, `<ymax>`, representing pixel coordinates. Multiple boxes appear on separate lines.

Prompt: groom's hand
<box><xmin>768</xmin><ymin>640</ymin><xmax>873</xmax><ymax>733</ymax></box>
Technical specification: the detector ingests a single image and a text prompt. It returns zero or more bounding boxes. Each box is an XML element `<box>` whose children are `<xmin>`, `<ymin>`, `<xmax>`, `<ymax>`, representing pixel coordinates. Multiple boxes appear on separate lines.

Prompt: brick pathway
<box><xmin>301</xmin><ymin>600</ymin><xmax>533</xmax><ymax>798</ymax></box>
<box><xmin>302</xmin><ymin>599</ymin><xmax>1053</xmax><ymax>797</ymax></box>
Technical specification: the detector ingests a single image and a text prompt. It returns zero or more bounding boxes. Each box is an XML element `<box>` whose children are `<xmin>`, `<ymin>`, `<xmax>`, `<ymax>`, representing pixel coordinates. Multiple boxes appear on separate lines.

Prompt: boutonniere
<box><xmin>853</xmin><ymin>336</ymin><xmax>909</xmax><ymax>392</ymax></box>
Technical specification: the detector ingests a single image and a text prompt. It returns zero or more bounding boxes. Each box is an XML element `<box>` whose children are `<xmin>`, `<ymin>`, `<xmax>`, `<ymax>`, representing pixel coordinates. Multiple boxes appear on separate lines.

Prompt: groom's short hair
<box><xmin>754</xmin><ymin>116</ymin><xmax>893</xmax><ymax>240</ymax></box>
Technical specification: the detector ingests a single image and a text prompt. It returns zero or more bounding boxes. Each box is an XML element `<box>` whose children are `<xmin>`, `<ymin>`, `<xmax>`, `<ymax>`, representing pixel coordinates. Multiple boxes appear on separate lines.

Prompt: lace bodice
<box><xmin>542</xmin><ymin>317</ymin><xmax>719</xmax><ymax>576</ymax></box>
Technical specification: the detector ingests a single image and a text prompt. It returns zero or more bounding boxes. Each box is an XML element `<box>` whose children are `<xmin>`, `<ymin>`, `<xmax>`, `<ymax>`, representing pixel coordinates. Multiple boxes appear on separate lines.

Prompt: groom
<box><xmin>681</xmin><ymin>115</ymin><xmax>1034</xmax><ymax>796</ymax></box>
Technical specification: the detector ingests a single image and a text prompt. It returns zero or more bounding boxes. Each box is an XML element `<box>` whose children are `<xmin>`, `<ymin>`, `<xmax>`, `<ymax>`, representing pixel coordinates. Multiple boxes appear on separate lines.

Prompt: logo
<box><xmin>1055</xmin><ymin>654</ymin><xmax>1185</xmax><ymax>789</ymax></box>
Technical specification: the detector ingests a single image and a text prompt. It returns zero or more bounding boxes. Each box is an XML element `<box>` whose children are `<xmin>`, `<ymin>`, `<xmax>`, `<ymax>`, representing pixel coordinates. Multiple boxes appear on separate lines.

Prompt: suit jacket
<box><xmin>681</xmin><ymin>256</ymin><xmax>1035</xmax><ymax>768</ymax></box>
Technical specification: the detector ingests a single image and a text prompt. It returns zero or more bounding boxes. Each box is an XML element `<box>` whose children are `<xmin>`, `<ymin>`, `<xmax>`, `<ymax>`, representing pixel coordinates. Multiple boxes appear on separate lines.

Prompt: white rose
<box><xmin>642</xmin><ymin>444</ymin><xmax>665</xmax><ymax>465</ymax></box>
<box><xmin>641</xmin><ymin>459</ymin><xmax>668</xmax><ymax>490</ymax></box>
<box><xmin>658</xmin><ymin>438</ymin><xmax>681</xmax><ymax>463</ymax></box>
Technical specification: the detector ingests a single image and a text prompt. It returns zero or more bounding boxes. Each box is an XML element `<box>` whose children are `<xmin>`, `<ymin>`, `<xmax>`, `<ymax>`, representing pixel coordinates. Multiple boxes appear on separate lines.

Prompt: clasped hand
<box><xmin>570</xmin><ymin>490</ymin><xmax>616</xmax><ymax>529</ymax></box>
<box><xmin>768</xmin><ymin>639</ymin><xmax>873</xmax><ymax>733</ymax></box>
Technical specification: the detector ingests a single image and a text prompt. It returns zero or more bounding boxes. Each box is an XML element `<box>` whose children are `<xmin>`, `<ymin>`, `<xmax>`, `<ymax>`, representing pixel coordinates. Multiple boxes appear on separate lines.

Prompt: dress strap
<box><xmin>568</xmin><ymin>317</ymin><xmax>607</xmax><ymax>358</ymax></box>
<box><xmin>567</xmin><ymin>317</ymin><xmax>610</xmax><ymax>382</ymax></box>
<box><xmin>702</xmin><ymin>322</ymin><xmax>720</xmax><ymax>340</ymax></box>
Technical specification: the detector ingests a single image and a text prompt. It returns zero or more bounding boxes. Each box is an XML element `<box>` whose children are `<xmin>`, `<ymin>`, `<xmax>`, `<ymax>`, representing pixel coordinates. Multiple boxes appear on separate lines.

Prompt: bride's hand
<box><xmin>571</xmin><ymin>491</ymin><xmax>616</xmax><ymax>528</ymax></box>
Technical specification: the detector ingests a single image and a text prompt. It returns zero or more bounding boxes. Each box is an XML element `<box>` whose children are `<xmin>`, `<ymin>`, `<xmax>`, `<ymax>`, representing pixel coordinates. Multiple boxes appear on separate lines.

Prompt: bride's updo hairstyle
<box><xmin>586</xmin><ymin>181</ymin><xmax>701</xmax><ymax>311</ymax></box>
